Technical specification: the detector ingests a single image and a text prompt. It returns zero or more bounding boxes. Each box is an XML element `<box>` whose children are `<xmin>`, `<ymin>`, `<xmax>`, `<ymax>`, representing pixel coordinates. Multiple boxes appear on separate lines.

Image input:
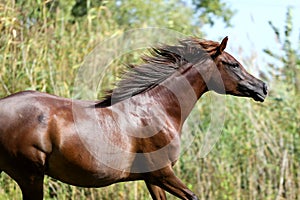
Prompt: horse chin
<box><xmin>237</xmin><ymin>83</ymin><xmax>267</xmax><ymax>102</ymax></box>
<box><xmin>227</xmin><ymin>90</ymin><xmax>266</xmax><ymax>102</ymax></box>
<box><xmin>252</xmin><ymin>92</ymin><xmax>266</xmax><ymax>102</ymax></box>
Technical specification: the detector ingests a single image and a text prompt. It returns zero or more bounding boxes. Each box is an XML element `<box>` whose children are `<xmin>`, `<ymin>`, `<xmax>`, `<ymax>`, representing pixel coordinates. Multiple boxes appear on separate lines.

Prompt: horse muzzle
<box><xmin>238</xmin><ymin>81</ymin><xmax>268</xmax><ymax>102</ymax></box>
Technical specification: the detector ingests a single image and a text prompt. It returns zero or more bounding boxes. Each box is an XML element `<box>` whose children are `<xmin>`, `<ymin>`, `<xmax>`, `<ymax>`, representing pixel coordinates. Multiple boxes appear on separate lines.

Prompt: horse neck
<box><xmin>148</xmin><ymin>61</ymin><xmax>210</xmax><ymax>128</ymax></box>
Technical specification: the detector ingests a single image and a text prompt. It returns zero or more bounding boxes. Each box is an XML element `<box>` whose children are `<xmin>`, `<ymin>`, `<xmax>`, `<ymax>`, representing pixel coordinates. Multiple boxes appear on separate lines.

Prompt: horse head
<box><xmin>209</xmin><ymin>37</ymin><xmax>268</xmax><ymax>102</ymax></box>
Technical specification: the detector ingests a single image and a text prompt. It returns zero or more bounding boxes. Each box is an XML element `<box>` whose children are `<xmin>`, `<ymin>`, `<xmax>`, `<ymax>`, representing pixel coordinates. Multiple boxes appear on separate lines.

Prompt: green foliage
<box><xmin>0</xmin><ymin>1</ymin><xmax>299</xmax><ymax>200</ymax></box>
<box><xmin>192</xmin><ymin>0</ymin><xmax>235</xmax><ymax>27</ymax></box>
<box><xmin>109</xmin><ymin>0</ymin><xmax>195</xmax><ymax>32</ymax></box>
<box><xmin>264</xmin><ymin>7</ymin><xmax>300</xmax><ymax>94</ymax></box>
<box><xmin>71</xmin><ymin>0</ymin><xmax>104</xmax><ymax>18</ymax></box>
<box><xmin>1</xmin><ymin>0</ymin><xmax>235</xmax><ymax>98</ymax></box>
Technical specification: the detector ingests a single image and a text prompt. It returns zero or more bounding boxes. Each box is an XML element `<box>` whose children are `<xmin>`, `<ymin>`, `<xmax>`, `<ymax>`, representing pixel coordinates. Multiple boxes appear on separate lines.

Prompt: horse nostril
<box><xmin>263</xmin><ymin>83</ymin><xmax>268</xmax><ymax>95</ymax></box>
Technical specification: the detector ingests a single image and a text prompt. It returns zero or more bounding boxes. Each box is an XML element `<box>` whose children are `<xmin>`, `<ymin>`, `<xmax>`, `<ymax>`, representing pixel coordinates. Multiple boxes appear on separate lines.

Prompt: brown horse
<box><xmin>0</xmin><ymin>37</ymin><xmax>267</xmax><ymax>200</ymax></box>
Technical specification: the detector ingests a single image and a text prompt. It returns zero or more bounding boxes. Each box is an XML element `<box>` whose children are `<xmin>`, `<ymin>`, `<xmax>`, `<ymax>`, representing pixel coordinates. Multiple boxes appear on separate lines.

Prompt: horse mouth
<box><xmin>252</xmin><ymin>92</ymin><xmax>266</xmax><ymax>102</ymax></box>
<box><xmin>237</xmin><ymin>82</ymin><xmax>268</xmax><ymax>102</ymax></box>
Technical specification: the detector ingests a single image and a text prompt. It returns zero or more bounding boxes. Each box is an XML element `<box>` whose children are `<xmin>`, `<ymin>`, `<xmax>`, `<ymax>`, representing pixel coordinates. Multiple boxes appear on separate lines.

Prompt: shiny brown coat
<box><xmin>0</xmin><ymin>37</ymin><xmax>267</xmax><ymax>200</ymax></box>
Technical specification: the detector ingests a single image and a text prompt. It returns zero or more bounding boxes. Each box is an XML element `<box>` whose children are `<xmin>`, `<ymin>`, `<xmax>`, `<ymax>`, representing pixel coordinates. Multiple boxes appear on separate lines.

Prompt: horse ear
<box><xmin>219</xmin><ymin>36</ymin><xmax>228</xmax><ymax>53</ymax></box>
<box><xmin>213</xmin><ymin>36</ymin><xmax>228</xmax><ymax>58</ymax></box>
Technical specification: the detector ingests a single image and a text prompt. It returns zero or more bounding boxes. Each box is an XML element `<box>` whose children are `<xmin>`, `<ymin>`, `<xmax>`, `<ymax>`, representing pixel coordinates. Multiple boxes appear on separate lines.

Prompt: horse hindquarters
<box><xmin>0</xmin><ymin>93</ymin><xmax>51</xmax><ymax>200</ymax></box>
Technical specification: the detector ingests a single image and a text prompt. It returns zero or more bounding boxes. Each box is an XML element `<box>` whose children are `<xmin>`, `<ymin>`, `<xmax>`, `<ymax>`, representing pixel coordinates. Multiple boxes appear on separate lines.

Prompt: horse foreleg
<box><xmin>145</xmin><ymin>181</ymin><xmax>167</xmax><ymax>200</ymax></box>
<box><xmin>147</xmin><ymin>167</ymin><xmax>198</xmax><ymax>200</ymax></box>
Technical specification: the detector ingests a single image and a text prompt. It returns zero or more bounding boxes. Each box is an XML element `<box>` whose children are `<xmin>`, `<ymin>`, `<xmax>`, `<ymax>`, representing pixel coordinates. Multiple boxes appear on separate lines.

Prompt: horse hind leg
<box><xmin>14</xmin><ymin>173</ymin><xmax>44</xmax><ymax>200</ymax></box>
<box><xmin>3</xmin><ymin>158</ymin><xmax>45</xmax><ymax>200</ymax></box>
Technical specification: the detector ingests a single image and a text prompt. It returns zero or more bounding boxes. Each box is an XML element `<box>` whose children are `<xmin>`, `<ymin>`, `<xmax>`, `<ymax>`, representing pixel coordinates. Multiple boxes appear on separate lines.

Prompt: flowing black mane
<box><xmin>95</xmin><ymin>37</ymin><xmax>220</xmax><ymax>108</ymax></box>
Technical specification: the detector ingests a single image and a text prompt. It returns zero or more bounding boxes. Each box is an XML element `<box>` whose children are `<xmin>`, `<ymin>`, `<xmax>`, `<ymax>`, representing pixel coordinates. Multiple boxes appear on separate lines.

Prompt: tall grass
<box><xmin>1</xmin><ymin>1</ymin><xmax>300</xmax><ymax>200</ymax></box>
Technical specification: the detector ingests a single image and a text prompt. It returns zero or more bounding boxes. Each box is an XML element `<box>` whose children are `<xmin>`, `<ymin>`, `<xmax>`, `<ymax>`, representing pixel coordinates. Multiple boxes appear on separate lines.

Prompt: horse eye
<box><xmin>231</xmin><ymin>63</ymin><xmax>239</xmax><ymax>68</ymax></box>
<box><xmin>222</xmin><ymin>61</ymin><xmax>239</xmax><ymax>68</ymax></box>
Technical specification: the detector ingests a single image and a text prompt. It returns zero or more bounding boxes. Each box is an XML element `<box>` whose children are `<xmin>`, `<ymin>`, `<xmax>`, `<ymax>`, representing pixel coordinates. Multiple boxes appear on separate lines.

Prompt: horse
<box><xmin>0</xmin><ymin>36</ymin><xmax>267</xmax><ymax>200</ymax></box>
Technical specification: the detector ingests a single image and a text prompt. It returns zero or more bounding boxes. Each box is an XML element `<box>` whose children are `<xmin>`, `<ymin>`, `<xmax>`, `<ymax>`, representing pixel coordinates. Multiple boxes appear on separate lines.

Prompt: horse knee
<box><xmin>145</xmin><ymin>167</ymin><xmax>198</xmax><ymax>200</ymax></box>
<box><xmin>191</xmin><ymin>193</ymin><xmax>199</xmax><ymax>200</ymax></box>
<box><xmin>145</xmin><ymin>181</ymin><xmax>167</xmax><ymax>200</ymax></box>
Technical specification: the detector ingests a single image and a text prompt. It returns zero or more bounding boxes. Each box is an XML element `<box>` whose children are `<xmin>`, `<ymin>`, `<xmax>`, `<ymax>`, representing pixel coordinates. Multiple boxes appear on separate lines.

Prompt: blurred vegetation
<box><xmin>0</xmin><ymin>1</ymin><xmax>299</xmax><ymax>200</ymax></box>
<box><xmin>192</xmin><ymin>0</ymin><xmax>235</xmax><ymax>26</ymax></box>
<box><xmin>264</xmin><ymin>7</ymin><xmax>300</xmax><ymax>95</ymax></box>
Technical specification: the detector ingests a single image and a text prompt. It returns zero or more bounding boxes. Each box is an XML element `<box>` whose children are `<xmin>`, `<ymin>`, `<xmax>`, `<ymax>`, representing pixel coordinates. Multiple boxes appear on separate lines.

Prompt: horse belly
<box><xmin>45</xmin><ymin>135</ymin><xmax>136</xmax><ymax>187</ymax></box>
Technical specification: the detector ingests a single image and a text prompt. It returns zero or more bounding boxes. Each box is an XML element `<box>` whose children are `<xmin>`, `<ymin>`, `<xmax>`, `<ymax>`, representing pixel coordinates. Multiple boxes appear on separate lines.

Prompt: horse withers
<box><xmin>0</xmin><ymin>36</ymin><xmax>267</xmax><ymax>200</ymax></box>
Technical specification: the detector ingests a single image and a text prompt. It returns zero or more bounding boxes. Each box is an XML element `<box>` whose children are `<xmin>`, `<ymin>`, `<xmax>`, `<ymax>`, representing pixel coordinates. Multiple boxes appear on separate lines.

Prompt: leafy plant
<box><xmin>1</xmin><ymin>1</ymin><xmax>299</xmax><ymax>200</ymax></box>
<box><xmin>264</xmin><ymin>7</ymin><xmax>300</xmax><ymax>94</ymax></box>
<box><xmin>192</xmin><ymin>0</ymin><xmax>235</xmax><ymax>27</ymax></box>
